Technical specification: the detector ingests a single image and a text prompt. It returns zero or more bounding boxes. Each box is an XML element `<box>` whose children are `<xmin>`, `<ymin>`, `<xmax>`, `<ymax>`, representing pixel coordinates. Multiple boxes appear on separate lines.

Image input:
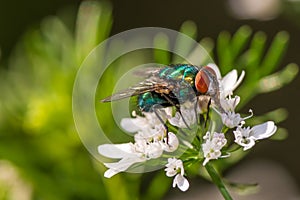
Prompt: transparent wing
<box><xmin>132</xmin><ymin>67</ymin><xmax>161</xmax><ymax>77</ymax></box>
<box><xmin>100</xmin><ymin>76</ymin><xmax>171</xmax><ymax>102</ymax></box>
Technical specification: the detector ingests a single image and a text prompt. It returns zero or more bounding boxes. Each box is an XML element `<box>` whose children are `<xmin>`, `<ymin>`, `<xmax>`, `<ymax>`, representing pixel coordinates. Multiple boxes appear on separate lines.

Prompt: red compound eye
<box><xmin>203</xmin><ymin>66</ymin><xmax>217</xmax><ymax>77</ymax></box>
<box><xmin>195</xmin><ymin>70</ymin><xmax>210</xmax><ymax>94</ymax></box>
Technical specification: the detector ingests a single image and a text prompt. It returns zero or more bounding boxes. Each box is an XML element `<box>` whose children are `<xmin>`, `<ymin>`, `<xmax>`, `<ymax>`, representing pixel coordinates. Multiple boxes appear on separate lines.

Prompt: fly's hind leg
<box><xmin>176</xmin><ymin>106</ymin><xmax>191</xmax><ymax>130</ymax></box>
<box><xmin>152</xmin><ymin>104</ymin><xmax>169</xmax><ymax>144</ymax></box>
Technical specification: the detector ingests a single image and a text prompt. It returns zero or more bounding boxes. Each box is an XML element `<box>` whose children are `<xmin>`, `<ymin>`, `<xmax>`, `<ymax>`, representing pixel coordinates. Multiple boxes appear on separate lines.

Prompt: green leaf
<box><xmin>260</xmin><ymin>31</ymin><xmax>289</xmax><ymax>76</ymax></box>
<box><xmin>245</xmin><ymin>31</ymin><xmax>266</xmax><ymax>72</ymax></box>
<box><xmin>217</xmin><ymin>31</ymin><xmax>231</xmax><ymax>72</ymax></box>
<box><xmin>230</xmin><ymin>25</ymin><xmax>252</xmax><ymax>64</ymax></box>
<box><xmin>258</xmin><ymin>63</ymin><xmax>299</xmax><ymax>93</ymax></box>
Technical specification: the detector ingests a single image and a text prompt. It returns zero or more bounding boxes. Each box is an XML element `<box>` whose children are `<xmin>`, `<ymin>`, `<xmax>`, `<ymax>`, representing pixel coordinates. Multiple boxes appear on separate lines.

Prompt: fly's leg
<box><xmin>204</xmin><ymin>97</ymin><xmax>211</xmax><ymax>128</ymax></box>
<box><xmin>160</xmin><ymin>93</ymin><xmax>191</xmax><ymax>130</ymax></box>
<box><xmin>195</xmin><ymin>97</ymin><xmax>199</xmax><ymax>125</ymax></box>
<box><xmin>152</xmin><ymin>105</ymin><xmax>169</xmax><ymax>144</ymax></box>
<box><xmin>176</xmin><ymin>107</ymin><xmax>191</xmax><ymax>130</ymax></box>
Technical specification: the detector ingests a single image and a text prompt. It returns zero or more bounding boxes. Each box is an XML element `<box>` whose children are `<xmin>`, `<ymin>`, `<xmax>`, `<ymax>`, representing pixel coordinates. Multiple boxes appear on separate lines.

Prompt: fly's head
<box><xmin>195</xmin><ymin>66</ymin><xmax>224</xmax><ymax>113</ymax></box>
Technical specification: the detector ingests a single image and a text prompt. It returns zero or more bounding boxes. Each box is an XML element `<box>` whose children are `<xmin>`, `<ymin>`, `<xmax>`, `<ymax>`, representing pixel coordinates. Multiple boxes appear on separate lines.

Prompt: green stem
<box><xmin>205</xmin><ymin>163</ymin><xmax>233</xmax><ymax>200</ymax></box>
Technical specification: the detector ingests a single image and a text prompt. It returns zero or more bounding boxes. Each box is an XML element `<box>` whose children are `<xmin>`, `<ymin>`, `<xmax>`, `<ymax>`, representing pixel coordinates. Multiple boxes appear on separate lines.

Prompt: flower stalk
<box><xmin>205</xmin><ymin>162</ymin><xmax>233</xmax><ymax>200</ymax></box>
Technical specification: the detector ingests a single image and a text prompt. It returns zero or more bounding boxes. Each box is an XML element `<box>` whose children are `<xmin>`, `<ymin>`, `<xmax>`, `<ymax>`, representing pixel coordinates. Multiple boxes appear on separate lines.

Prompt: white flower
<box><xmin>234</xmin><ymin>121</ymin><xmax>277</xmax><ymax>151</ymax></box>
<box><xmin>207</xmin><ymin>63</ymin><xmax>245</xmax><ymax>99</ymax></box>
<box><xmin>220</xmin><ymin>95</ymin><xmax>240</xmax><ymax>112</ymax></box>
<box><xmin>202</xmin><ymin>132</ymin><xmax>227</xmax><ymax>165</ymax></box>
<box><xmin>165</xmin><ymin>158</ymin><xmax>189</xmax><ymax>192</ymax></box>
<box><xmin>221</xmin><ymin>109</ymin><xmax>253</xmax><ymax>128</ymax></box>
<box><xmin>221</xmin><ymin>111</ymin><xmax>243</xmax><ymax>128</ymax></box>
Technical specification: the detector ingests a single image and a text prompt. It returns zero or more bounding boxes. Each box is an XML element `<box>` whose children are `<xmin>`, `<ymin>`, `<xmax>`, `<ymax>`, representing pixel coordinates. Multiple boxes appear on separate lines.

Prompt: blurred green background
<box><xmin>0</xmin><ymin>0</ymin><xmax>299</xmax><ymax>199</ymax></box>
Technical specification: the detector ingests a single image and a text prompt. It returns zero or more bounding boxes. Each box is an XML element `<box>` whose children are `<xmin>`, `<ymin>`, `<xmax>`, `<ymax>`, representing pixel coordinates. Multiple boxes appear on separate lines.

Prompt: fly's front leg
<box><xmin>204</xmin><ymin>97</ymin><xmax>211</xmax><ymax>128</ymax></box>
<box><xmin>195</xmin><ymin>97</ymin><xmax>199</xmax><ymax>125</ymax></box>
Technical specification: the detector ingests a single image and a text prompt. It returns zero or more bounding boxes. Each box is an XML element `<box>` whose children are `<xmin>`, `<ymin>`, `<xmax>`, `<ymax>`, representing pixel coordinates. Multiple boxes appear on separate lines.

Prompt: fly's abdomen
<box><xmin>138</xmin><ymin>92</ymin><xmax>170</xmax><ymax>112</ymax></box>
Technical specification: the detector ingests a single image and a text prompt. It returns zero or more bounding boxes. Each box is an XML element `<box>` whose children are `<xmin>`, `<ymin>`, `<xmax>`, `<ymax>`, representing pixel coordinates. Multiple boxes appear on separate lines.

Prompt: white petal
<box><xmin>104</xmin><ymin>168</ymin><xmax>119</xmax><ymax>178</ymax></box>
<box><xmin>232</xmin><ymin>70</ymin><xmax>245</xmax><ymax>91</ymax></box>
<box><xmin>165</xmin><ymin>169</ymin><xmax>177</xmax><ymax>177</ymax></box>
<box><xmin>221</xmin><ymin>95</ymin><xmax>240</xmax><ymax>112</ymax></box>
<box><xmin>98</xmin><ymin>143</ymin><xmax>135</xmax><ymax>158</ymax></box>
<box><xmin>251</xmin><ymin>121</ymin><xmax>277</xmax><ymax>140</ymax></box>
<box><xmin>242</xmin><ymin>137</ymin><xmax>256</xmax><ymax>151</ymax></box>
<box><xmin>120</xmin><ymin>118</ymin><xmax>145</xmax><ymax>132</ymax></box>
<box><xmin>145</xmin><ymin>142</ymin><xmax>163</xmax><ymax>159</ymax></box>
<box><xmin>173</xmin><ymin>174</ymin><xmax>190</xmax><ymax>192</ymax></box>
<box><xmin>103</xmin><ymin>157</ymin><xmax>144</xmax><ymax>178</ymax></box>
<box><xmin>207</xmin><ymin>63</ymin><xmax>222</xmax><ymax>79</ymax></box>
<box><xmin>166</xmin><ymin>157</ymin><xmax>177</xmax><ymax>166</ymax></box>
<box><xmin>222</xmin><ymin>69</ymin><xmax>238</xmax><ymax>92</ymax></box>
<box><xmin>221</xmin><ymin>70</ymin><xmax>245</xmax><ymax>97</ymax></box>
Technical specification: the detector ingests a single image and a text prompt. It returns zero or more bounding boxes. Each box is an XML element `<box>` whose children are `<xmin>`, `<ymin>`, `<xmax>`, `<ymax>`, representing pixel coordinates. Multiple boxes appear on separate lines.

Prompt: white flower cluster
<box><xmin>98</xmin><ymin>110</ymin><xmax>179</xmax><ymax>178</ymax></box>
<box><xmin>207</xmin><ymin>63</ymin><xmax>277</xmax><ymax>151</ymax></box>
<box><xmin>202</xmin><ymin>131</ymin><xmax>227</xmax><ymax>166</ymax></box>
<box><xmin>98</xmin><ymin>64</ymin><xmax>277</xmax><ymax>192</ymax></box>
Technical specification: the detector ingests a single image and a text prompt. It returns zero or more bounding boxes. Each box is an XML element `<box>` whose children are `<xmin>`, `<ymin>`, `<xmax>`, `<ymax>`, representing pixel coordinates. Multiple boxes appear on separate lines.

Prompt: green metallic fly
<box><xmin>101</xmin><ymin>64</ymin><xmax>224</xmax><ymax>134</ymax></box>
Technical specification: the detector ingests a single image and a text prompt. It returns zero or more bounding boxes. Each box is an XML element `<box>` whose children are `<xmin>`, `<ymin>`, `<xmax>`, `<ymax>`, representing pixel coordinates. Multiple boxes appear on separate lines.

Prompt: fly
<box><xmin>101</xmin><ymin>64</ymin><xmax>224</xmax><ymax>139</ymax></box>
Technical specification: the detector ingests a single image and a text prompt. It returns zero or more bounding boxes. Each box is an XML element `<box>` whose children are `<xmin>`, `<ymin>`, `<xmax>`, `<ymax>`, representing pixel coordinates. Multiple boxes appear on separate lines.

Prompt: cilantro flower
<box><xmin>234</xmin><ymin>121</ymin><xmax>277</xmax><ymax>150</ymax></box>
<box><xmin>202</xmin><ymin>132</ymin><xmax>227</xmax><ymax>166</ymax></box>
<box><xmin>165</xmin><ymin>158</ymin><xmax>189</xmax><ymax>191</ymax></box>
